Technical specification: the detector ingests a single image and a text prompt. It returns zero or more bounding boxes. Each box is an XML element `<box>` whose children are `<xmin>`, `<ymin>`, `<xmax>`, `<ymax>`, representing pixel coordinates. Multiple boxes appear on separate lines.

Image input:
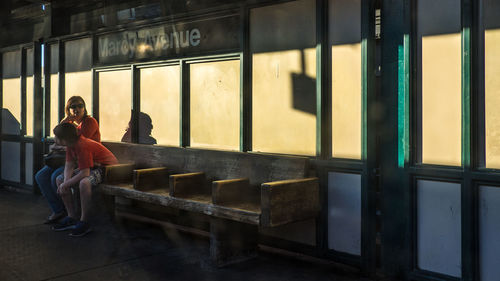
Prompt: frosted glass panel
<box><xmin>329</xmin><ymin>0</ymin><xmax>362</xmax><ymax>159</ymax></box>
<box><xmin>2</xmin><ymin>78</ymin><xmax>21</xmax><ymax>135</ymax></box>
<box><xmin>327</xmin><ymin>172</ymin><xmax>361</xmax><ymax>255</ymax></box>
<box><xmin>485</xmin><ymin>28</ymin><xmax>500</xmax><ymax>168</ymax></box>
<box><xmin>65</xmin><ymin>71</ymin><xmax>92</xmax><ymax>115</ymax></box>
<box><xmin>140</xmin><ymin>66</ymin><xmax>180</xmax><ymax>146</ymax></box>
<box><xmin>50</xmin><ymin>74</ymin><xmax>59</xmax><ymax>136</ymax></box>
<box><xmin>26</xmin><ymin>76</ymin><xmax>34</xmax><ymax>136</ymax></box>
<box><xmin>1</xmin><ymin>141</ymin><xmax>20</xmax><ymax>182</ymax></box>
<box><xmin>484</xmin><ymin>0</ymin><xmax>500</xmax><ymax>168</ymax></box>
<box><xmin>65</xmin><ymin>38</ymin><xmax>92</xmax><ymax>116</ymax></box>
<box><xmin>251</xmin><ymin>0</ymin><xmax>316</xmax><ymax>156</ymax></box>
<box><xmin>417</xmin><ymin>180</ymin><xmax>461</xmax><ymax>277</ymax></box>
<box><xmin>418</xmin><ymin>0</ymin><xmax>461</xmax><ymax>166</ymax></box>
<box><xmin>479</xmin><ymin>186</ymin><xmax>500</xmax><ymax>281</ymax></box>
<box><xmin>25</xmin><ymin>143</ymin><xmax>33</xmax><ymax>185</ymax></box>
<box><xmin>190</xmin><ymin>60</ymin><xmax>240</xmax><ymax>150</ymax></box>
<box><xmin>99</xmin><ymin>70</ymin><xmax>131</xmax><ymax>142</ymax></box>
<box><xmin>65</xmin><ymin>38</ymin><xmax>91</xmax><ymax>73</ymax></box>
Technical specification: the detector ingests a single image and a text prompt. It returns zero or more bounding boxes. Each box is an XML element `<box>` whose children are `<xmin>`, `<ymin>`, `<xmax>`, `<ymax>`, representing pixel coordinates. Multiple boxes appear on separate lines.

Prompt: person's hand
<box><xmin>57</xmin><ymin>182</ymin><xmax>69</xmax><ymax>195</ymax></box>
<box><xmin>66</xmin><ymin>115</ymin><xmax>76</xmax><ymax>123</ymax></box>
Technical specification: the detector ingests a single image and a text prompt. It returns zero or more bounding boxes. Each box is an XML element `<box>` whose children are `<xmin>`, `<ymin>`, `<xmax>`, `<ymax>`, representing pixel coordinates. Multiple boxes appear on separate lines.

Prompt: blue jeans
<box><xmin>35</xmin><ymin>165</ymin><xmax>65</xmax><ymax>214</ymax></box>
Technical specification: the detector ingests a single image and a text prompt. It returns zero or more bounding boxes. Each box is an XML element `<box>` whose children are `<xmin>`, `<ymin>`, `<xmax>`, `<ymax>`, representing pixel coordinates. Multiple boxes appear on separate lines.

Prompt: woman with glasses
<box><xmin>35</xmin><ymin>96</ymin><xmax>101</xmax><ymax>224</ymax></box>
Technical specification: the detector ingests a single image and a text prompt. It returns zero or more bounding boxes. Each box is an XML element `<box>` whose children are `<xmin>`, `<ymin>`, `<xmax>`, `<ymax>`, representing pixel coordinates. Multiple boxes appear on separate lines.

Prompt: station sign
<box><xmin>97</xmin><ymin>14</ymin><xmax>240</xmax><ymax>64</ymax></box>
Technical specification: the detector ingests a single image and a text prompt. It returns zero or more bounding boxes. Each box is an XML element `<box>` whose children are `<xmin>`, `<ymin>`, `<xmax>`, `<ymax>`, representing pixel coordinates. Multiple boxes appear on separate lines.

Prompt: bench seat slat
<box><xmin>99</xmin><ymin>183</ymin><xmax>261</xmax><ymax>225</ymax></box>
<box><xmin>220</xmin><ymin>202</ymin><xmax>261</xmax><ymax>213</ymax></box>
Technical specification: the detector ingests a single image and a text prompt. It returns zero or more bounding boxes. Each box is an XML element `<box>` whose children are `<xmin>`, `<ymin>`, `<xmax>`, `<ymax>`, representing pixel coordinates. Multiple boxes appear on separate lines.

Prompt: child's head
<box><xmin>53</xmin><ymin>123</ymin><xmax>78</xmax><ymax>146</ymax></box>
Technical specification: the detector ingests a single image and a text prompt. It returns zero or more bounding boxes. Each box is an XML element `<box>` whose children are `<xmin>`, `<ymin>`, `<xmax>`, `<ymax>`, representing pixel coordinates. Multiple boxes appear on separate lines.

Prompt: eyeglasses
<box><xmin>69</xmin><ymin>104</ymin><xmax>84</xmax><ymax>109</ymax></box>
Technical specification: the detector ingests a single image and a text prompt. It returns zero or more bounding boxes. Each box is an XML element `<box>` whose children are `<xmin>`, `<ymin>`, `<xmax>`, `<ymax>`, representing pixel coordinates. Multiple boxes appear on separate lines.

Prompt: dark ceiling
<box><xmin>3</xmin><ymin>0</ymin><xmax>104</xmax><ymax>22</ymax></box>
<box><xmin>0</xmin><ymin>0</ymin><xmax>240</xmax><ymax>47</ymax></box>
<box><xmin>0</xmin><ymin>0</ymin><xmax>150</xmax><ymax>46</ymax></box>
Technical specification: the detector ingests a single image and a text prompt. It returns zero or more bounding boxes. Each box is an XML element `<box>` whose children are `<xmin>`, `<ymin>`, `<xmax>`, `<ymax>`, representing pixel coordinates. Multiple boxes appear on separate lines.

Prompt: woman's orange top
<box><xmin>64</xmin><ymin>116</ymin><xmax>101</xmax><ymax>142</ymax></box>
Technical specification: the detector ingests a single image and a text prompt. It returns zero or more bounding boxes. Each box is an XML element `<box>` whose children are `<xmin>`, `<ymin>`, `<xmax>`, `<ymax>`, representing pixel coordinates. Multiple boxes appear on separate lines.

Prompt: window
<box><xmin>330</xmin><ymin>0</ymin><xmax>362</xmax><ymax>159</ymax></box>
<box><xmin>49</xmin><ymin>44</ymin><xmax>59</xmax><ymax>136</ymax></box>
<box><xmin>417</xmin><ymin>0</ymin><xmax>461</xmax><ymax>166</ymax></box>
<box><xmin>1</xmin><ymin>50</ymin><xmax>21</xmax><ymax>182</ymax></box>
<box><xmin>98</xmin><ymin>69</ymin><xmax>132</xmax><ymax>141</ymax></box>
<box><xmin>65</xmin><ymin>38</ymin><xmax>92</xmax><ymax>115</ymax></box>
<box><xmin>140</xmin><ymin>65</ymin><xmax>180</xmax><ymax>146</ymax></box>
<box><xmin>251</xmin><ymin>0</ymin><xmax>317</xmax><ymax>155</ymax></box>
<box><xmin>189</xmin><ymin>60</ymin><xmax>240</xmax><ymax>150</ymax></box>
<box><xmin>484</xmin><ymin>0</ymin><xmax>500</xmax><ymax>168</ymax></box>
<box><xmin>26</xmin><ymin>48</ymin><xmax>34</xmax><ymax>136</ymax></box>
<box><xmin>2</xmin><ymin>51</ymin><xmax>21</xmax><ymax>135</ymax></box>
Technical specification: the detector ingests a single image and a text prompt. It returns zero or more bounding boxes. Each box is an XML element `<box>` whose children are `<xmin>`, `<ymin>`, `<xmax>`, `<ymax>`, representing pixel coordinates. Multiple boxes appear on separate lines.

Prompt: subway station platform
<box><xmin>0</xmin><ymin>188</ymin><xmax>371</xmax><ymax>281</ymax></box>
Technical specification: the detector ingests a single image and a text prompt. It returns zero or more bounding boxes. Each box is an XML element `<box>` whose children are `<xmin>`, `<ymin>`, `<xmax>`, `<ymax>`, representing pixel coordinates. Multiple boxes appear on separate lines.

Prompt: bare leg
<box><xmin>56</xmin><ymin>177</ymin><xmax>75</xmax><ymax>218</ymax></box>
<box><xmin>79</xmin><ymin>177</ymin><xmax>92</xmax><ymax>222</ymax></box>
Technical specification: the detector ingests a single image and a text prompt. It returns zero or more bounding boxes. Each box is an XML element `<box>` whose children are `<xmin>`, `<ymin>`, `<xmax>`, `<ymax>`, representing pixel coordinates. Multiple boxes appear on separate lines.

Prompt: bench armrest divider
<box><xmin>261</xmin><ymin>177</ymin><xmax>320</xmax><ymax>227</ymax></box>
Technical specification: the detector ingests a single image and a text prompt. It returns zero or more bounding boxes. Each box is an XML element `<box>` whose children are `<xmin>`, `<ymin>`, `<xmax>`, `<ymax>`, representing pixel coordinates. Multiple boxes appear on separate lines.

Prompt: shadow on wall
<box><xmin>250</xmin><ymin>0</ymin><xmax>318</xmax><ymax>117</ymax></box>
<box><xmin>2</xmin><ymin>108</ymin><xmax>20</xmax><ymax>135</ymax></box>
<box><xmin>291</xmin><ymin>49</ymin><xmax>316</xmax><ymax>115</ymax></box>
<box><xmin>121</xmin><ymin>111</ymin><xmax>157</xmax><ymax>145</ymax></box>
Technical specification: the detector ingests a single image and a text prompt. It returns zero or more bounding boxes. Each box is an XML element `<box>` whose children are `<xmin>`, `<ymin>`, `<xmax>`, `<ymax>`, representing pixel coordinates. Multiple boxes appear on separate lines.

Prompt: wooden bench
<box><xmin>97</xmin><ymin>142</ymin><xmax>320</xmax><ymax>266</ymax></box>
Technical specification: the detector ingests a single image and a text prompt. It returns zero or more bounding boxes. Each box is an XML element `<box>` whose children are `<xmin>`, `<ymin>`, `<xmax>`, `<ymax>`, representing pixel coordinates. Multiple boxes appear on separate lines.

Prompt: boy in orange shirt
<box><xmin>52</xmin><ymin>123</ymin><xmax>118</xmax><ymax>237</ymax></box>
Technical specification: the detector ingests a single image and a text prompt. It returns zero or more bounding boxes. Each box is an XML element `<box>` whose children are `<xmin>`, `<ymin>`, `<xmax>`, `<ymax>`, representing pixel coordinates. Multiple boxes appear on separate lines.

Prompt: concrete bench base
<box><xmin>210</xmin><ymin>217</ymin><xmax>258</xmax><ymax>267</ymax></box>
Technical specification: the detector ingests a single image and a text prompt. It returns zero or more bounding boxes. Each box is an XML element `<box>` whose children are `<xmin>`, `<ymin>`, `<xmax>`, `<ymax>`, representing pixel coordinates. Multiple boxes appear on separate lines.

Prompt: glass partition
<box><xmin>418</xmin><ymin>0</ymin><xmax>461</xmax><ymax>166</ymax></box>
<box><xmin>99</xmin><ymin>70</ymin><xmax>132</xmax><ymax>142</ymax></box>
<box><xmin>139</xmin><ymin>65</ymin><xmax>180</xmax><ymax>146</ymax></box>
<box><xmin>25</xmin><ymin>143</ymin><xmax>33</xmax><ymax>185</ymax></box>
<box><xmin>26</xmin><ymin>76</ymin><xmax>34</xmax><ymax>136</ymax></box>
<box><xmin>328</xmin><ymin>172</ymin><xmax>361</xmax><ymax>255</ymax></box>
<box><xmin>250</xmin><ymin>0</ymin><xmax>316</xmax><ymax>156</ymax></box>
<box><xmin>65</xmin><ymin>38</ymin><xmax>93</xmax><ymax>115</ymax></box>
<box><xmin>329</xmin><ymin>0</ymin><xmax>362</xmax><ymax>159</ymax></box>
<box><xmin>49</xmin><ymin>44</ymin><xmax>60</xmax><ymax>136</ymax></box>
<box><xmin>1</xmin><ymin>142</ymin><xmax>20</xmax><ymax>182</ymax></box>
<box><xmin>484</xmin><ymin>0</ymin><xmax>500</xmax><ymax>168</ymax></box>
<box><xmin>50</xmin><ymin>74</ymin><xmax>59</xmax><ymax>136</ymax></box>
<box><xmin>2</xmin><ymin>51</ymin><xmax>21</xmax><ymax>135</ymax></box>
<box><xmin>26</xmin><ymin>47</ymin><xmax>34</xmax><ymax>136</ymax></box>
<box><xmin>189</xmin><ymin>60</ymin><xmax>240</xmax><ymax>150</ymax></box>
<box><xmin>479</xmin><ymin>185</ymin><xmax>500</xmax><ymax>280</ymax></box>
<box><xmin>65</xmin><ymin>72</ymin><xmax>92</xmax><ymax>115</ymax></box>
<box><xmin>417</xmin><ymin>180</ymin><xmax>461</xmax><ymax>277</ymax></box>
<box><xmin>2</xmin><ymin>78</ymin><xmax>21</xmax><ymax>135</ymax></box>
